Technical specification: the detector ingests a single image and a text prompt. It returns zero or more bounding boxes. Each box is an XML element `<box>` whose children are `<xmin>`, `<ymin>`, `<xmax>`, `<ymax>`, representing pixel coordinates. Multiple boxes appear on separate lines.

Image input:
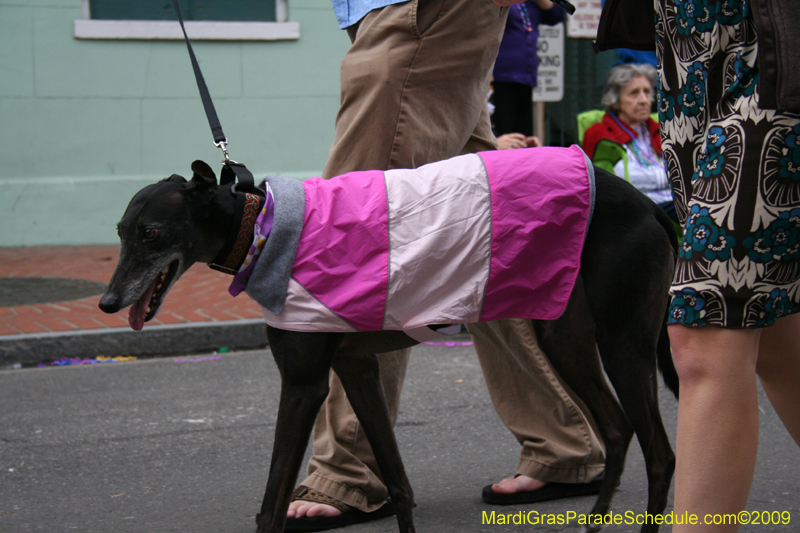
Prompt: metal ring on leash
<box><xmin>214</xmin><ymin>139</ymin><xmax>240</xmax><ymax>165</ymax></box>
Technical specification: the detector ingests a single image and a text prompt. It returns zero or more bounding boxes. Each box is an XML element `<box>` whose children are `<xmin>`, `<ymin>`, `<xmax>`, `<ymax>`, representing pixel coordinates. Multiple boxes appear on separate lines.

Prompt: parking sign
<box><xmin>533</xmin><ymin>22</ymin><xmax>564</xmax><ymax>103</ymax></box>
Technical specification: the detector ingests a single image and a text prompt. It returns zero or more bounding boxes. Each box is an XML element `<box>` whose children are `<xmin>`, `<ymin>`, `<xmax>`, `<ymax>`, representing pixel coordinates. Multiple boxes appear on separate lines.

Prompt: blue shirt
<box><xmin>331</xmin><ymin>0</ymin><xmax>409</xmax><ymax>29</ymax></box>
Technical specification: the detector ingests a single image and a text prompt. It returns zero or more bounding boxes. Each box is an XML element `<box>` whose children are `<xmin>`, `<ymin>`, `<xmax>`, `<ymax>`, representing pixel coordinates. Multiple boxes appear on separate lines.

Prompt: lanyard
<box><xmin>609</xmin><ymin>112</ymin><xmax>639</xmax><ymax>140</ymax></box>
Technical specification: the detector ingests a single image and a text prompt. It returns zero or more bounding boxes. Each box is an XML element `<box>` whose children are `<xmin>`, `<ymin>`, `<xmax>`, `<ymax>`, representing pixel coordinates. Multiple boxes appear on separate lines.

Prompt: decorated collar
<box><xmin>228</xmin><ymin>185</ymin><xmax>275</xmax><ymax>296</ymax></box>
<box><xmin>209</xmin><ymin>189</ymin><xmax>267</xmax><ymax>276</ymax></box>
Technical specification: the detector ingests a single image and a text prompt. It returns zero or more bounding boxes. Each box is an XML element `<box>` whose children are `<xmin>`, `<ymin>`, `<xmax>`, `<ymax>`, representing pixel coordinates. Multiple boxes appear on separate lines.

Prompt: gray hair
<box><xmin>600</xmin><ymin>63</ymin><xmax>657</xmax><ymax>112</ymax></box>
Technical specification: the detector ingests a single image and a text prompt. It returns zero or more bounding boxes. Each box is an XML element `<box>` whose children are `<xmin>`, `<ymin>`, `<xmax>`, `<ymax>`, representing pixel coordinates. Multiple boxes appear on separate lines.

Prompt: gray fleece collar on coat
<box><xmin>244</xmin><ymin>175</ymin><xmax>305</xmax><ymax>315</ymax></box>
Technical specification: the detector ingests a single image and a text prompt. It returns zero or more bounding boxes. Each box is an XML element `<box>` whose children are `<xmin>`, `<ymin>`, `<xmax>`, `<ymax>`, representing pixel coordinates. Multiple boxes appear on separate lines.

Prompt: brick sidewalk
<box><xmin>0</xmin><ymin>246</ymin><xmax>263</xmax><ymax>337</ymax></box>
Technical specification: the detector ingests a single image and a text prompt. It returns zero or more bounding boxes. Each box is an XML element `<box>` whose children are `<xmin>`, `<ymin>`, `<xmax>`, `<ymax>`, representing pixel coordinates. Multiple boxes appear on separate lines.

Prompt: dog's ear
<box><xmin>164</xmin><ymin>174</ymin><xmax>187</xmax><ymax>183</ymax></box>
<box><xmin>190</xmin><ymin>160</ymin><xmax>217</xmax><ymax>187</ymax></box>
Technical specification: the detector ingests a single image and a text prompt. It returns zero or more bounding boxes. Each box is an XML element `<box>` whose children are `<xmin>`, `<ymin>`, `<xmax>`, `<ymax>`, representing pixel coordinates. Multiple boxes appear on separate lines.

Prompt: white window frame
<box><xmin>74</xmin><ymin>0</ymin><xmax>299</xmax><ymax>41</ymax></box>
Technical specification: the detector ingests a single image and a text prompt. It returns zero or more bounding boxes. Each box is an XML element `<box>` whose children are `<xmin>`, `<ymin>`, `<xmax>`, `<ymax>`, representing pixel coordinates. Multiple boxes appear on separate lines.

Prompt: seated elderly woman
<box><xmin>582</xmin><ymin>63</ymin><xmax>677</xmax><ymax>221</ymax></box>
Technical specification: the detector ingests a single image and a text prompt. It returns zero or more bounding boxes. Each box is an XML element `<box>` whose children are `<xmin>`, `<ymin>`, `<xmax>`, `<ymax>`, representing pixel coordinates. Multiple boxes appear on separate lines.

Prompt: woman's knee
<box><xmin>668</xmin><ymin>324</ymin><xmax>758</xmax><ymax>386</ymax></box>
<box><xmin>668</xmin><ymin>324</ymin><xmax>712</xmax><ymax>382</ymax></box>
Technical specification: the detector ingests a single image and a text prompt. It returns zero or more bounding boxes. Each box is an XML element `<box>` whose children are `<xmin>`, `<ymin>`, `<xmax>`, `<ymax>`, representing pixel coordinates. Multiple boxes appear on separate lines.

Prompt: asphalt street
<box><xmin>1</xmin><ymin>339</ymin><xmax>798</xmax><ymax>532</ymax></box>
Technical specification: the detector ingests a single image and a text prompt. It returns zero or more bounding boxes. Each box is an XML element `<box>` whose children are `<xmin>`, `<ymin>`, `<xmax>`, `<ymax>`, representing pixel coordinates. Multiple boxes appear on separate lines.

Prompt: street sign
<box><xmin>533</xmin><ymin>22</ymin><xmax>564</xmax><ymax>103</ymax></box>
<box><xmin>567</xmin><ymin>0</ymin><xmax>602</xmax><ymax>39</ymax></box>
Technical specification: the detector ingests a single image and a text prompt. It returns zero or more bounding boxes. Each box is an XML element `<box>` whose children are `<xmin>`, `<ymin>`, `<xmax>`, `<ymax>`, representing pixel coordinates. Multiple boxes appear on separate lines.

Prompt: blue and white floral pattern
<box><xmin>657</xmin><ymin>0</ymin><xmax>800</xmax><ymax>328</ymax></box>
<box><xmin>669</xmin><ymin>288</ymin><xmax>708</xmax><ymax>326</ymax></box>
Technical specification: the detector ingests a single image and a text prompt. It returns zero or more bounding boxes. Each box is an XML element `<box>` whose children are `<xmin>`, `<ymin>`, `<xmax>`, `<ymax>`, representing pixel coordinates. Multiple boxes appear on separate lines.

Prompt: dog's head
<box><xmin>99</xmin><ymin>161</ymin><xmax>227</xmax><ymax>330</ymax></box>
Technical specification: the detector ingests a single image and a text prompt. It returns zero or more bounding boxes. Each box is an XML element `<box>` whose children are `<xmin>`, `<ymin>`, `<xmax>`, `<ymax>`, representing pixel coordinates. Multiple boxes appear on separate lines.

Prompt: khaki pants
<box><xmin>301</xmin><ymin>0</ymin><xmax>605</xmax><ymax>512</ymax></box>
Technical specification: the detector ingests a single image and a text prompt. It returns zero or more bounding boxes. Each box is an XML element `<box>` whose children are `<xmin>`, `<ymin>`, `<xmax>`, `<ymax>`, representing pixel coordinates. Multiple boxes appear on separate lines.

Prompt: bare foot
<box><xmin>490</xmin><ymin>474</ymin><xmax>548</xmax><ymax>494</ymax></box>
<box><xmin>287</xmin><ymin>499</ymin><xmax>343</xmax><ymax>519</ymax></box>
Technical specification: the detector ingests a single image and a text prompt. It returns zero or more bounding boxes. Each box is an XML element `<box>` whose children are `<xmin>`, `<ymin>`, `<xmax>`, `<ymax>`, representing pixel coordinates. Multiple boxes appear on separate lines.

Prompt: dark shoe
<box><xmin>284</xmin><ymin>486</ymin><xmax>395</xmax><ymax>532</ymax></box>
<box><xmin>482</xmin><ymin>474</ymin><xmax>605</xmax><ymax>505</ymax></box>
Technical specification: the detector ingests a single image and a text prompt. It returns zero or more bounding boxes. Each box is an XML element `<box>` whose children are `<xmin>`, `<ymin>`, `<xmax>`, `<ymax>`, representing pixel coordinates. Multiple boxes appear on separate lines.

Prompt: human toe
<box><xmin>491</xmin><ymin>474</ymin><xmax>547</xmax><ymax>494</ymax></box>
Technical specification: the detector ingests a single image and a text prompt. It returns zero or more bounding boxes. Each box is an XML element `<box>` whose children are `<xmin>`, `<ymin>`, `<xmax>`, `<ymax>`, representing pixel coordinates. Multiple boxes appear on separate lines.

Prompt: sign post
<box><xmin>533</xmin><ymin>22</ymin><xmax>564</xmax><ymax>144</ymax></box>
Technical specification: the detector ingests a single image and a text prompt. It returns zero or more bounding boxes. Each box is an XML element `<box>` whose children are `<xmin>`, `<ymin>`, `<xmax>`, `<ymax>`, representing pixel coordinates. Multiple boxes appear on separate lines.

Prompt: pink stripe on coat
<box><xmin>292</xmin><ymin>170</ymin><xmax>389</xmax><ymax>331</ymax></box>
<box><xmin>480</xmin><ymin>145</ymin><xmax>593</xmax><ymax>321</ymax></box>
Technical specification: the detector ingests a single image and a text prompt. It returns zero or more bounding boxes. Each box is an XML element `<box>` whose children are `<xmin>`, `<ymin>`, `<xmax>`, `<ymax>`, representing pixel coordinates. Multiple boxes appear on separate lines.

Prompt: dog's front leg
<box><xmin>331</xmin><ymin>351</ymin><xmax>416</xmax><ymax>533</ymax></box>
<box><xmin>256</xmin><ymin>327</ymin><xmax>344</xmax><ymax>533</ymax></box>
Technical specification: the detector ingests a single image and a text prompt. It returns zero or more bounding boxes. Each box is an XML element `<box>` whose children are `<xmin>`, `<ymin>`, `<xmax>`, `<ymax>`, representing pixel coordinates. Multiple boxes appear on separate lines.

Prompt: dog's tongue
<box><xmin>128</xmin><ymin>278</ymin><xmax>158</xmax><ymax>331</ymax></box>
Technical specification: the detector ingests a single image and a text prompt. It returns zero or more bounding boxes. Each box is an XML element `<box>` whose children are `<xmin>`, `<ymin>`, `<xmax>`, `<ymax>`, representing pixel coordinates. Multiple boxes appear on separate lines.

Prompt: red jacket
<box><xmin>582</xmin><ymin>112</ymin><xmax>661</xmax><ymax>159</ymax></box>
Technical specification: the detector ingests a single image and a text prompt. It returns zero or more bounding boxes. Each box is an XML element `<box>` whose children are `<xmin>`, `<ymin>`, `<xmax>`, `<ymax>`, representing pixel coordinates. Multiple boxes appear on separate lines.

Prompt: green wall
<box><xmin>0</xmin><ymin>0</ymin><xmax>349</xmax><ymax>246</ymax></box>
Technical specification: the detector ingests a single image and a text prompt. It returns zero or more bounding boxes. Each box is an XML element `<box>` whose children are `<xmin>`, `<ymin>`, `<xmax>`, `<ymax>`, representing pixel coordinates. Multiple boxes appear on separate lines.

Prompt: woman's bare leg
<box><xmin>670</xmin><ymin>325</ymin><xmax>761</xmax><ymax>532</ymax></box>
<box><xmin>756</xmin><ymin>313</ymin><xmax>800</xmax><ymax>446</ymax></box>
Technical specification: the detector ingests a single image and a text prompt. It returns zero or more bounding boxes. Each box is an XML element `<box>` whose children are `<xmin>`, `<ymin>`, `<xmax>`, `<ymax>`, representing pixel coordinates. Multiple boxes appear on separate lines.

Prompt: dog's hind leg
<box><xmin>579</xmin><ymin>169</ymin><xmax>676</xmax><ymax>532</ymax></box>
<box><xmin>589</xmin><ymin>278</ymin><xmax>675</xmax><ymax>531</ymax></box>
<box><xmin>256</xmin><ymin>328</ymin><xmax>344</xmax><ymax>533</ymax></box>
<box><xmin>582</xmin><ymin>260</ymin><xmax>675</xmax><ymax>531</ymax></box>
<box><xmin>562</xmin><ymin>284</ymin><xmax>673</xmax><ymax>532</ymax></box>
<box><xmin>583</xmin><ymin>294</ymin><xmax>675</xmax><ymax>532</ymax></box>
<box><xmin>593</xmin><ymin>333</ymin><xmax>674</xmax><ymax>533</ymax></box>
<box><xmin>331</xmin><ymin>351</ymin><xmax>416</xmax><ymax>533</ymax></box>
<box><xmin>532</xmin><ymin>277</ymin><xmax>634</xmax><ymax>528</ymax></box>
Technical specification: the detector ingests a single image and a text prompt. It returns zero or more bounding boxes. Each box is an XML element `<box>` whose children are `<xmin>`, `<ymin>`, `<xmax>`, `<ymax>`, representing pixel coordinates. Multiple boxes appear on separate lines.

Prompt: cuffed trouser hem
<box><xmin>516</xmin><ymin>457</ymin><xmax>606</xmax><ymax>484</ymax></box>
<box><xmin>468</xmin><ymin>319</ymin><xmax>607</xmax><ymax>484</ymax></box>
<box><xmin>300</xmin><ymin>472</ymin><xmax>377</xmax><ymax>512</ymax></box>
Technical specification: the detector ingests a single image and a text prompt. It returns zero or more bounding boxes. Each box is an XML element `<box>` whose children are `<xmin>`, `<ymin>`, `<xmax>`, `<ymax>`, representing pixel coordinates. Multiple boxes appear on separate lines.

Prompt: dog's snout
<box><xmin>99</xmin><ymin>292</ymin><xmax>121</xmax><ymax>314</ymax></box>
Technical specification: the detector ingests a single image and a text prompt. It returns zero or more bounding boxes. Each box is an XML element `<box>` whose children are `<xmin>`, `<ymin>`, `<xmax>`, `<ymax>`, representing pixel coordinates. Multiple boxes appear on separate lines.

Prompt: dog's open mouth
<box><xmin>128</xmin><ymin>260</ymin><xmax>179</xmax><ymax>331</ymax></box>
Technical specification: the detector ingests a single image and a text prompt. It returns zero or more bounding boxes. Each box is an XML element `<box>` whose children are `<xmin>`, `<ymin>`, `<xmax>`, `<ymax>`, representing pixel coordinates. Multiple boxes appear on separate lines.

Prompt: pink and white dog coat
<box><xmin>234</xmin><ymin>146</ymin><xmax>595</xmax><ymax>341</ymax></box>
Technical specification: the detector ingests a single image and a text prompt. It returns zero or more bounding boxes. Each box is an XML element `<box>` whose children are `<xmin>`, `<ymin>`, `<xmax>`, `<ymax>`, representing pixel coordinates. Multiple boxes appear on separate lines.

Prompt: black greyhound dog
<box><xmin>99</xmin><ymin>158</ymin><xmax>678</xmax><ymax>533</ymax></box>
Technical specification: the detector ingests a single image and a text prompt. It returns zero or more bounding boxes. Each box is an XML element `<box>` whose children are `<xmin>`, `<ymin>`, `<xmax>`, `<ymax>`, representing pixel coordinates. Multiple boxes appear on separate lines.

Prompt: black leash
<box><xmin>553</xmin><ymin>0</ymin><xmax>576</xmax><ymax>15</ymax></box>
<box><xmin>171</xmin><ymin>0</ymin><xmax>257</xmax><ymax>193</ymax></box>
<box><xmin>171</xmin><ymin>0</ymin><xmax>266</xmax><ymax>275</ymax></box>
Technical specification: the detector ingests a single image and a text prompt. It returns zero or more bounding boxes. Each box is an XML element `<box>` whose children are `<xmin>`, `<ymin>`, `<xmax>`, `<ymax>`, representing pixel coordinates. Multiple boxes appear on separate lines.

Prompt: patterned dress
<box><xmin>656</xmin><ymin>0</ymin><xmax>800</xmax><ymax>328</ymax></box>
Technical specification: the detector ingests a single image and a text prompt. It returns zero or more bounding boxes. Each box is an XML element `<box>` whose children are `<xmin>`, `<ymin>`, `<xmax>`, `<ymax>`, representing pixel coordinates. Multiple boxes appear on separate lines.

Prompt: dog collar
<box><xmin>209</xmin><ymin>190</ymin><xmax>265</xmax><ymax>275</ymax></box>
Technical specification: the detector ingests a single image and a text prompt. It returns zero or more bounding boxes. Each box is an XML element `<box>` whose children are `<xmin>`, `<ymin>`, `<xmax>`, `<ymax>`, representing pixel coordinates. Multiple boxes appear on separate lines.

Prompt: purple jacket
<box><xmin>492</xmin><ymin>1</ymin><xmax>565</xmax><ymax>88</ymax></box>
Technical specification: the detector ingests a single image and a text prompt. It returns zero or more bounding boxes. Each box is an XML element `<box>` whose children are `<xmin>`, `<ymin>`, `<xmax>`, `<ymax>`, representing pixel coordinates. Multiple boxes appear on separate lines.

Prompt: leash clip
<box><xmin>215</xmin><ymin>139</ymin><xmax>239</xmax><ymax>165</ymax></box>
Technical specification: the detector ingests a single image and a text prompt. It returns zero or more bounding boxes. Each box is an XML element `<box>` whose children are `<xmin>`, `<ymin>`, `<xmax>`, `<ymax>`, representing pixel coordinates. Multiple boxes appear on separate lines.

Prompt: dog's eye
<box><xmin>144</xmin><ymin>228</ymin><xmax>158</xmax><ymax>241</ymax></box>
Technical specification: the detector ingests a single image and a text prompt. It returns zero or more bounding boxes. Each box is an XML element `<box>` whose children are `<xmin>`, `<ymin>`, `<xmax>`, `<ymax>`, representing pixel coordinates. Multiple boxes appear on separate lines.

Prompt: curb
<box><xmin>0</xmin><ymin>319</ymin><xmax>268</xmax><ymax>367</ymax></box>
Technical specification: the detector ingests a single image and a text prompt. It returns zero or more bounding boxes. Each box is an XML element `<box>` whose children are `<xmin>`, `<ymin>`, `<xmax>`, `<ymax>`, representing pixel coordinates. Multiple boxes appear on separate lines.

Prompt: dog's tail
<box><xmin>654</xmin><ymin>205</ymin><xmax>680</xmax><ymax>399</ymax></box>
<box><xmin>657</xmin><ymin>316</ymin><xmax>679</xmax><ymax>398</ymax></box>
